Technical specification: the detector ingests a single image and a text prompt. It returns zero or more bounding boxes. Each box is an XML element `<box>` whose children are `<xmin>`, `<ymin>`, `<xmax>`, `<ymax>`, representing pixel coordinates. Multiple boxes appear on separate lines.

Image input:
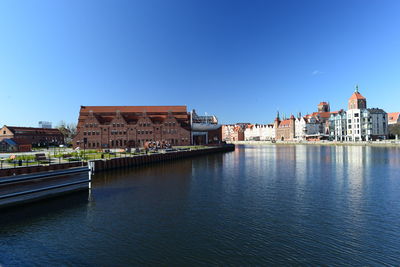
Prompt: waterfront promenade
<box><xmin>0</xmin><ymin>145</ymin><xmax>235</xmax><ymax>177</ymax></box>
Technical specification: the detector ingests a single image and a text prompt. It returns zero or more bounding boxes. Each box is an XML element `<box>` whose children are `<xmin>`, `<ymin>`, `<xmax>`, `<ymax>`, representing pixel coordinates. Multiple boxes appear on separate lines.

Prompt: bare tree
<box><xmin>57</xmin><ymin>121</ymin><xmax>77</xmax><ymax>145</ymax></box>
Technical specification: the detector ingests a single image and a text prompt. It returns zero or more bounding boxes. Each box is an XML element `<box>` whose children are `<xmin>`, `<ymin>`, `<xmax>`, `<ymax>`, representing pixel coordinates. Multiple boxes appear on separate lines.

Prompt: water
<box><xmin>1</xmin><ymin>145</ymin><xmax>400</xmax><ymax>266</ymax></box>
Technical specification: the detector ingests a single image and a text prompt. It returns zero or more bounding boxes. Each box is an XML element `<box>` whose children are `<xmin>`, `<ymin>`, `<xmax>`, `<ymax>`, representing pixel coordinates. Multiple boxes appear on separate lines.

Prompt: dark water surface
<box><xmin>1</xmin><ymin>145</ymin><xmax>400</xmax><ymax>266</ymax></box>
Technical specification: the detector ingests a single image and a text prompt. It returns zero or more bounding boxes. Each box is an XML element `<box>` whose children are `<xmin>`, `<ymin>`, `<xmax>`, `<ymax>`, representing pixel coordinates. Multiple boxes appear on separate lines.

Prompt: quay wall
<box><xmin>89</xmin><ymin>145</ymin><xmax>235</xmax><ymax>173</ymax></box>
<box><xmin>0</xmin><ymin>162</ymin><xmax>85</xmax><ymax>178</ymax></box>
<box><xmin>0</xmin><ymin>145</ymin><xmax>235</xmax><ymax>178</ymax></box>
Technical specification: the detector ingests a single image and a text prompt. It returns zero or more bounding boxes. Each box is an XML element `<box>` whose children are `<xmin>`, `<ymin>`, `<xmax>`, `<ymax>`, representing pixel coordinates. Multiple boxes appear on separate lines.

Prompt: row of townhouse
<box><xmin>225</xmin><ymin>86</ymin><xmax>392</xmax><ymax>142</ymax></box>
<box><xmin>275</xmin><ymin>86</ymin><xmax>389</xmax><ymax>141</ymax></box>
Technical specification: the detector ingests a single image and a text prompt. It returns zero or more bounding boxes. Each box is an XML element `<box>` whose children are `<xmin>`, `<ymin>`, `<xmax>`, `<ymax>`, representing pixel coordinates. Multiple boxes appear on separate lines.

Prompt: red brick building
<box><xmin>274</xmin><ymin>114</ymin><xmax>296</xmax><ymax>141</ymax></box>
<box><xmin>72</xmin><ymin>106</ymin><xmax>193</xmax><ymax>149</ymax></box>
<box><xmin>0</xmin><ymin>126</ymin><xmax>64</xmax><ymax>147</ymax></box>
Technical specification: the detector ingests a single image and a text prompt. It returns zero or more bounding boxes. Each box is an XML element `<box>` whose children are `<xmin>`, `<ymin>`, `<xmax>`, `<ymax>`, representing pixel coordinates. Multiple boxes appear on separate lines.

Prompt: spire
<box><xmin>355</xmin><ymin>84</ymin><xmax>359</xmax><ymax>93</ymax></box>
<box><xmin>276</xmin><ymin>110</ymin><xmax>280</xmax><ymax>119</ymax></box>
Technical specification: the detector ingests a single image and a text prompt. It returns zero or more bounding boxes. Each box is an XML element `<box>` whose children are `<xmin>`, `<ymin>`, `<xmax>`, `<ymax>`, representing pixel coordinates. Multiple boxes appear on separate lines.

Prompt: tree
<box><xmin>388</xmin><ymin>124</ymin><xmax>400</xmax><ymax>139</ymax></box>
<box><xmin>57</xmin><ymin>121</ymin><xmax>77</xmax><ymax>145</ymax></box>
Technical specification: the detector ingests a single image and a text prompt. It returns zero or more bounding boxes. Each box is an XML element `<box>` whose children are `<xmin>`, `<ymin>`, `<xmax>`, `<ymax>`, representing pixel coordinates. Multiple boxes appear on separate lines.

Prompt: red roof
<box><xmin>279</xmin><ymin>119</ymin><xmax>292</xmax><ymax>127</ymax></box>
<box><xmin>78</xmin><ymin>106</ymin><xmax>190</xmax><ymax>126</ymax></box>
<box><xmin>349</xmin><ymin>91</ymin><xmax>366</xmax><ymax>100</ymax></box>
<box><xmin>388</xmin><ymin>112</ymin><xmax>400</xmax><ymax>123</ymax></box>
<box><xmin>80</xmin><ymin>105</ymin><xmax>187</xmax><ymax>113</ymax></box>
<box><xmin>5</xmin><ymin>126</ymin><xmax>62</xmax><ymax>135</ymax></box>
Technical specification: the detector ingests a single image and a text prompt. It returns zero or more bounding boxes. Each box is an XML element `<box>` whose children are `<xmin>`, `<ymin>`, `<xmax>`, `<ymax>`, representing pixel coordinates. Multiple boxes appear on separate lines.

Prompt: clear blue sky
<box><xmin>1</xmin><ymin>0</ymin><xmax>399</xmax><ymax>126</ymax></box>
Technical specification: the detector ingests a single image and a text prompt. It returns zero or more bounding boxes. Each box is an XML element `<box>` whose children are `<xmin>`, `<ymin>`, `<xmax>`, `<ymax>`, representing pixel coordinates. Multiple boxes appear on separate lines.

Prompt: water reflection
<box><xmin>1</xmin><ymin>145</ymin><xmax>400</xmax><ymax>266</ymax></box>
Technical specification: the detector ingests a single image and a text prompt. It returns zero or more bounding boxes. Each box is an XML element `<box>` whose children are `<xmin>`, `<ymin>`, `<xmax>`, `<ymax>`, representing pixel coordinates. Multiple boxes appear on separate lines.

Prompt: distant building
<box><xmin>0</xmin><ymin>126</ymin><xmax>64</xmax><ymax>147</ymax></box>
<box><xmin>388</xmin><ymin>112</ymin><xmax>400</xmax><ymax>125</ymax></box>
<box><xmin>274</xmin><ymin>113</ymin><xmax>296</xmax><ymax>141</ymax></box>
<box><xmin>329</xmin><ymin>109</ymin><xmax>347</xmax><ymax>141</ymax></box>
<box><xmin>244</xmin><ymin>124</ymin><xmax>275</xmax><ymax>141</ymax></box>
<box><xmin>0</xmin><ymin>138</ymin><xmax>32</xmax><ymax>152</ymax></box>
<box><xmin>38</xmin><ymin>121</ymin><xmax>52</xmax><ymax>128</ymax></box>
<box><xmin>222</xmin><ymin>124</ymin><xmax>246</xmax><ymax>141</ymax></box>
<box><xmin>295</xmin><ymin>115</ymin><xmax>321</xmax><ymax>140</ymax></box>
<box><xmin>329</xmin><ymin>86</ymin><xmax>388</xmax><ymax>141</ymax></box>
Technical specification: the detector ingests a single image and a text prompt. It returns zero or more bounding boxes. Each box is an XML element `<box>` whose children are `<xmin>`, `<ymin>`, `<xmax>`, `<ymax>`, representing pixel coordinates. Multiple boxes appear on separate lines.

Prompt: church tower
<box><xmin>318</xmin><ymin>102</ymin><xmax>330</xmax><ymax>113</ymax></box>
<box><xmin>348</xmin><ymin>85</ymin><xmax>367</xmax><ymax>110</ymax></box>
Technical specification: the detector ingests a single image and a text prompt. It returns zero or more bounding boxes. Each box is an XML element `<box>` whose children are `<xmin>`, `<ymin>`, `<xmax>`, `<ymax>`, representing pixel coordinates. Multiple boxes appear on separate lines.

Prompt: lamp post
<box><xmin>83</xmin><ymin>137</ymin><xmax>87</xmax><ymax>162</ymax></box>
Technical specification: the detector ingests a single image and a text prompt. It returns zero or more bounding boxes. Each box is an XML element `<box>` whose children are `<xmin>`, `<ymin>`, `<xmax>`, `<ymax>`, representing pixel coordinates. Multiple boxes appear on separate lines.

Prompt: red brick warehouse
<box><xmin>73</xmin><ymin>105</ymin><xmax>222</xmax><ymax>149</ymax></box>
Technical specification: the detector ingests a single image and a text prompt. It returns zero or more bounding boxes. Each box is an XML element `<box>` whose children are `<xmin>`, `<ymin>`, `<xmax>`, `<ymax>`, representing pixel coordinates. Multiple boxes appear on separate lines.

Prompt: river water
<box><xmin>1</xmin><ymin>145</ymin><xmax>400</xmax><ymax>266</ymax></box>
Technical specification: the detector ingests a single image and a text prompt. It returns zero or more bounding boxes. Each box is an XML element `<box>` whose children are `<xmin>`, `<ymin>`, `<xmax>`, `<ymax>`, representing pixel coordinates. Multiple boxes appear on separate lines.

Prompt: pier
<box><xmin>0</xmin><ymin>167</ymin><xmax>91</xmax><ymax>209</ymax></box>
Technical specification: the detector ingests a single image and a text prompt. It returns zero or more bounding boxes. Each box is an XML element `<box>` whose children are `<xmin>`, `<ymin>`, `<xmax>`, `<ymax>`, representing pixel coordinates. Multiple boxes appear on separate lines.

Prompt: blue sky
<box><xmin>1</xmin><ymin>0</ymin><xmax>399</xmax><ymax>126</ymax></box>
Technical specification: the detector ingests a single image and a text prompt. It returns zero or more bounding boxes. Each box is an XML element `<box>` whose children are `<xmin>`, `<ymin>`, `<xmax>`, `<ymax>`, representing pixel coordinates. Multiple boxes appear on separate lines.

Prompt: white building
<box><xmin>329</xmin><ymin>110</ymin><xmax>347</xmax><ymax>141</ymax></box>
<box><xmin>295</xmin><ymin>116</ymin><xmax>324</xmax><ymax>140</ymax></box>
<box><xmin>330</xmin><ymin>86</ymin><xmax>388</xmax><ymax>141</ymax></box>
<box><xmin>244</xmin><ymin>124</ymin><xmax>275</xmax><ymax>141</ymax></box>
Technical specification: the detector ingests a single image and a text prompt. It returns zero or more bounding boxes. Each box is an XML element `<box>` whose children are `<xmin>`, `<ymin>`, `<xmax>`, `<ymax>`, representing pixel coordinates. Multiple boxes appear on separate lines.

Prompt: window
<box><xmin>354</xmin><ymin>113</ymin><xmax>359</xmax><ymax>117</ymax></box>
<box><xmin>3</xmin><ymin>131</ymin><xmax>6</xmax><ymax>134</ymax></box>
<box><xmin>113</xmin><ymin>123</ymin><xmax>116</xmax><ymax>127</ymax></box>
<box><xmin>348</xmin><ymin>119</ymin><xmax>351</xmax><ymax>123</ymax></box>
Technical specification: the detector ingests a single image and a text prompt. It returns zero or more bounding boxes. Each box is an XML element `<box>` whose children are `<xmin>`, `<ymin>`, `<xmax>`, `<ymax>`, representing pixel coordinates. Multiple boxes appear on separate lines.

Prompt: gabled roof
<box><xmin>349</xmin><ymin>91</ymin><xmax>366</xmax><ymax>100</ymax></box>
<box><xmin>388</xmin><ymin>112</ymin><xmax>400</xmax><ymax>122</ymax></box>
<box><xmin>80</xmin><ymin>105</ymin><xmax>187</xmax><ymax>113</ymax></box>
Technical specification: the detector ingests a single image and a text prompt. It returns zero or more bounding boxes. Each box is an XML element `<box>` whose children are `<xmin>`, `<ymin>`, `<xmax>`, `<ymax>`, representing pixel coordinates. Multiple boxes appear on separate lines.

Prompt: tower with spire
<box><xmin>348</xmin><ymin>84</ymin><xmax>367</xmax><ymax>110</ymax></box>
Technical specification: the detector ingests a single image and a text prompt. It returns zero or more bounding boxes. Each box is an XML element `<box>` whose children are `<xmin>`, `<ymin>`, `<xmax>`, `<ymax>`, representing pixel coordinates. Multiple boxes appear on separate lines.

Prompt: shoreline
<box><xmin>228</xmin><ymin>140</ymin><xmax>400</xmax><ymax>147</ymax></box>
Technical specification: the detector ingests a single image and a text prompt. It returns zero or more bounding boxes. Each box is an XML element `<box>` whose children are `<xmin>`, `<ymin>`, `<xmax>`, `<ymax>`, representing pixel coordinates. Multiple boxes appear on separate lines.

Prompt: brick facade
<box><xmin>0</xmin><ymin>126</ymin><xmax>64</xmax><ymax>147</ymax></box>
<box><xmin>274</xmin><ymin>115</ymin><xmax>296</xmax><ymax>141</ymax></box>
<box><xmin>73</xmin><ymin>106</ymin><xmax>192</xmax><ymax>149</ymax></box>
